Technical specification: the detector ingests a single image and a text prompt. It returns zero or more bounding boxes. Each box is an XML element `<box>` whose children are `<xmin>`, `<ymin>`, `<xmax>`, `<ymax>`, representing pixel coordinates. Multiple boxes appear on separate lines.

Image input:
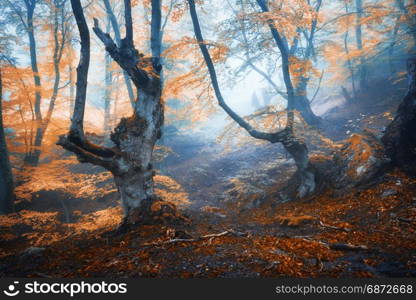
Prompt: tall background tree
<box><xmin>188</xmin><ymin>0</ymin><xmax>317</xmax><ymax>197</ymax></box>
<box><xmin>2</xmin><ymin>0</ymin><xmax>71</xmax><ymax>166</ymax></box>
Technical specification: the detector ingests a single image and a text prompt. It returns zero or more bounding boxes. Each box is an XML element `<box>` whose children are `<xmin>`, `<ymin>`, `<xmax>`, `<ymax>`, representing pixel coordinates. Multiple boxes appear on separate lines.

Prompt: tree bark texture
<box><xmin>23</xmin><ymin>0</ymin><xmax>43</xmax><ymax>166</ymax></box>
<box><xmin>24</xmin><ymin>0</ymin><xmax>65</xmax><ymax>166</ymax></box>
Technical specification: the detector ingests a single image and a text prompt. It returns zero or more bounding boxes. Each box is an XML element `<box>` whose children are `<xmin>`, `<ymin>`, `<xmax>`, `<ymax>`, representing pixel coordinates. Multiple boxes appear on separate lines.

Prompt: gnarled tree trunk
<box><xmin>109</xmin><ymin>86</ymin><xmax>164</xmax><ymax>220</ymax></box>
<box><xmin>58</xmin><ymin>0</ymin><xmax>166</xmax><ymax>226</ymax></box>
<box><xmin>292</xmin><ymin>0</ymin><xmax>322</xmax><ymax>126</ymax></box>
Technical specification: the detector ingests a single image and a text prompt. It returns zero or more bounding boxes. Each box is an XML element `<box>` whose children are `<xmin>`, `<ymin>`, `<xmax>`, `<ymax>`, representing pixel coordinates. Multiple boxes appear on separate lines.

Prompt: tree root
<box><xmin>144</xmin><ymin>229</ymin><xmax>248</xmax><ymax>247</ymax></box>
<box><xmin>291</xmin><ymin>236</ymin><xmax>369</xmax><ymax>252</ymax></box>
<box><xmin>319</xmin><ymin>220</ymin><xmax>351</xmax><ymax>232</ymax></box>
<box><xmin>127</xmin><ymin>199</ymin><xmax>190</xmax><ymax>226</ymax></box>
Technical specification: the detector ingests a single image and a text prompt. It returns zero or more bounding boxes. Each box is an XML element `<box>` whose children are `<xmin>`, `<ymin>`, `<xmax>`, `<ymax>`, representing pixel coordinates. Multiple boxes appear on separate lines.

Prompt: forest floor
<box><xmin>0</xmin><ymin>168</ymin><xmax>415</xmax><ymax>278</ymax></box>
<box><xmin>0</xmin><ymin>86</ymin><xmax>415</xmax><ymax>278</ymax></box>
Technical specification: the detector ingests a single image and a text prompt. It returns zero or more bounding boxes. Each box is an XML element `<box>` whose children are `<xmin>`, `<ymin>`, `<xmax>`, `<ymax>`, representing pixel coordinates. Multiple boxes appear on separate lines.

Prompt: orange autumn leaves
<box><xmin>289</xmin><ymin>56</ymin><xmax>320</xmax><ymax>88</ymax></box>
<box><xmin>3</xmin><ymin>0</ymin><xmax>416</xmax><ymax>168</ymax></box>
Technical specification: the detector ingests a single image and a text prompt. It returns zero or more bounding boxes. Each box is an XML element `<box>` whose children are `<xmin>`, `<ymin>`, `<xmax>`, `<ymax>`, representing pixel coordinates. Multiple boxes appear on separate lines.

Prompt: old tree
<box><xmin>58</xmin><ymin>0</ymin><xmax>169</xmax><ymax>227</ymax></box>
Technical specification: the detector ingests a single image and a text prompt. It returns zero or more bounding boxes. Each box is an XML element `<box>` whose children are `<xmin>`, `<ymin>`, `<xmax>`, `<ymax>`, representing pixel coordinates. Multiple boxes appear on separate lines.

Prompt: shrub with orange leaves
<box><xmin>15</xmin><ymin>157</ymin><xmax>116</xmax><ymax>202</ymax></box>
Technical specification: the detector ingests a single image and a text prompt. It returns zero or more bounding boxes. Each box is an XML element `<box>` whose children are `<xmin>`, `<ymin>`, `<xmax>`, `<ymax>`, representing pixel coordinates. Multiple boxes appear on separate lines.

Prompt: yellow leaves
<box><xmin>162</xmin><ymin>37</ymin><xmax>217</xmax><ymax>117</ymax></box>
<box><xmin>277</xmin><ymin>215</ymin><xmax>316</xmax><ymax>227</ymax></box>
<box><xmin>150</xmin><ymin>201</ymin><xmax>164</xmax><ymax>212</ymax></box>
<box><xmin>340</xmin><ymin>133</ymin><xmax>381</xmax><ymax>179</ymax></box>
<box><xmin>247</xmin><ymin>0</ymin><xmax>322</xmax><ymax>41</ymax></box>
<box><xmin>321</xmin><ymin>42</ymin><xmax>349</xmax><ymax>84</ymax></box>
<box><xmin>337</xmin><ymin>14</ymin><xmax>356</xmax><ymax>33</ymax></box>
<box><xmin>200</xmin><ymin>205</ymin><xmax>226</xmax><ymax>215</ymax></box>
<box><xmin>0</xmin><ymin>210</ymin><xmax>59</xmax><ymax>230</ymax></box>
<box><xmin>2</xmin><ymin>42</ymin><xmax>74</xmax><ymax>161</ymax></box>
<box><xmin>170</xmin><ymin>1</ymin><xmax>191</xmax><ymax>23</ymax></box>
<box><xmin>163</xmin><ymin>36</ymin><xmax>229</xmax><ymax>64</ymax></box>
<box><xmin>289</xmin><ymin>56</ymin><xmax>319</xmax><ymax>87</ymax></box>
<box><xmin>68</xmin><ymin>207</ymin><xmax>123</xmax><ymax>233</ymax></box>
<box><xmin>211</xmin><ymin>43</ymin><xmax>230</xmax><ymax>63</ymax></box>
<box><xmin>154</xmin><ymin>175</ymin><xmax>190</xmax><ymax>208</ymax></box>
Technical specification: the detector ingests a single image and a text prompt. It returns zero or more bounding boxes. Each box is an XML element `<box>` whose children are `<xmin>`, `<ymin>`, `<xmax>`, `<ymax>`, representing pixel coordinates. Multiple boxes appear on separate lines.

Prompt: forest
<box><xmin>0</xmin><ymin>0</ymin><xmax>415</xmax><ymax>278</ymax></box>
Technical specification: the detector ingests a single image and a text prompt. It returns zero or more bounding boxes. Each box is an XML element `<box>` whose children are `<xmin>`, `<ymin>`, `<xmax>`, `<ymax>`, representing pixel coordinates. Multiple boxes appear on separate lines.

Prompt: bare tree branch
<box><xmin>188</xmin><ymin>0</ymin><xmax>286</xmax><ymax>142</ymax></box>
<box><xmin>93</xmin><ymin>18</ymin><xmax>150</xmax><ymax>88</ymax></box>
<box><xmin>57</xmin><ymin>136</ymin><xmax>112</xmax><ymax>169</ymax></box>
